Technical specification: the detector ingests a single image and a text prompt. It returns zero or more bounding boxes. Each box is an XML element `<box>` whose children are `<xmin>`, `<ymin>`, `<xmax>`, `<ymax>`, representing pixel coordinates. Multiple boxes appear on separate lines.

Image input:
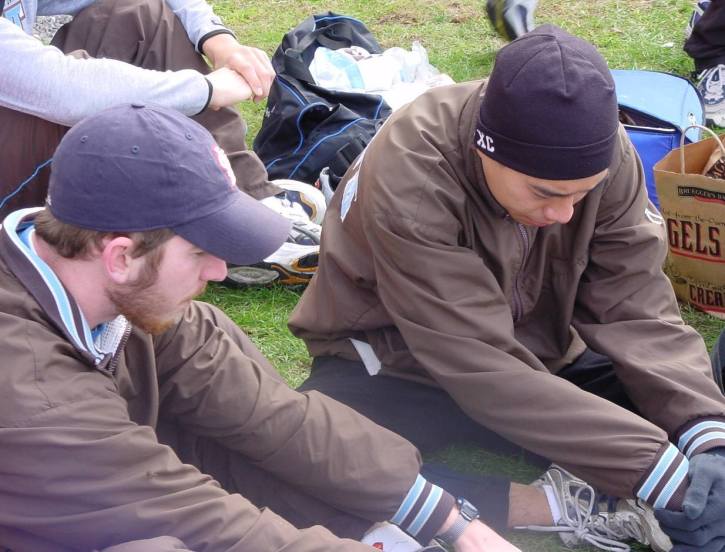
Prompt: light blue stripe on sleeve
<box><xmin>391</xmin><ymin>474</ymin><xmax>425</xmax><ymax>525</ymax></box>
<box><xmin>678</xmin><ymin>421</ymin><xmax>725</xmax><ymax>451</ymax></box>
<box><xmin>684</xmin><ymin>431</ymin><xmax>725</xmax><ymax>458</ymax></box>
<box><xmin>652</xmin><ymin>459</ymin><xmax>689</xmax><ymax>509</ymax></box>
<box><xmin>407</xmin><ymin>485</ymin><xmax>443</xmax><ymax>536</ymax></box>
<box><xmin>637</xmin><ymin>444</ymin><xmax>679</xmax><ymax>502</ymax></box>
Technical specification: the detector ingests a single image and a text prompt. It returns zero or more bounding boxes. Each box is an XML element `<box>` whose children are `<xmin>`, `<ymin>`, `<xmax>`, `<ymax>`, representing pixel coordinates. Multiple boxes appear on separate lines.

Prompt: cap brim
<box><xmin>172</xmin><ymin>190</ymin><xmax>290</xmax><ymax>266</ymax></box>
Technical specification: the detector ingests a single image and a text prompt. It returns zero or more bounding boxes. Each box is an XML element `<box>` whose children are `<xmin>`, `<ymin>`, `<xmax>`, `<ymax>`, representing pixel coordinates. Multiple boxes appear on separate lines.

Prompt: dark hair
<box><xmin>34</xmin><ymin>209</ymin><xmax>174</xmax><ymax>261</ymax></box>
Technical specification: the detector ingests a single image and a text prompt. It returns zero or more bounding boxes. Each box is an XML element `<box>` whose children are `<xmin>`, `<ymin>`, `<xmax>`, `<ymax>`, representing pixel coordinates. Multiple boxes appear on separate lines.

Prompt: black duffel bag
<box><xmin>253</xmin><ymin>13</ymin><xmax>392</xmax><ymax>188</ymax></box>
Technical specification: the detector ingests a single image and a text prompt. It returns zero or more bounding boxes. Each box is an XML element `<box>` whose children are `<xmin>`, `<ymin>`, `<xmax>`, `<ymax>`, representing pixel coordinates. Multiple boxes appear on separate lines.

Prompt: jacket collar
<box><xmin>0</xmin><ymin>208</ymin><xmax>128</xmax><ymax>371</ymax></box>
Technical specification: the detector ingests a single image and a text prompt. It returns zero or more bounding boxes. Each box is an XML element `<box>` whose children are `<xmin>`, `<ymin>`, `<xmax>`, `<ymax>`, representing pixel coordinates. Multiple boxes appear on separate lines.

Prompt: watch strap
<box><xmin>437</xmin><ymin>512</ymin><xmax>471</xmax><ymax>545</ymax></box>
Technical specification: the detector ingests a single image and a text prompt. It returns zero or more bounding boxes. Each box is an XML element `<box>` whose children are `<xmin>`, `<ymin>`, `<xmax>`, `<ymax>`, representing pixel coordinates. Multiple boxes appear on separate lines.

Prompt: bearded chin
<box><xmin>107</xmin><ymin>284</ymin><xmax>177</xmax><ymax>336</ymax></box>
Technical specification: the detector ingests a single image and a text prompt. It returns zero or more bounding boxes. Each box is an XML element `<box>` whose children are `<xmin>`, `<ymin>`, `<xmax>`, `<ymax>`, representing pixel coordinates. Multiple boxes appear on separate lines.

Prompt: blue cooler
<box><xmin>612</xmin><ymin>69</ymin><xmax>704</xmax><ymax>209</ymax></box>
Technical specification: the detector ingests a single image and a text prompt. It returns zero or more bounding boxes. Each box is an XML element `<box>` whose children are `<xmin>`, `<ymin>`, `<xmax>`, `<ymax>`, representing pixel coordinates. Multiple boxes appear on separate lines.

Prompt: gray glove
<box><xmin>656</xmin><ymin>450</ymin><xmax>725</xmax><ymax>548</ymax></box>
<box><xmin>485</xmin><ymin>0</ymin><xmax>538</xmax><ymax>41</ymax></box>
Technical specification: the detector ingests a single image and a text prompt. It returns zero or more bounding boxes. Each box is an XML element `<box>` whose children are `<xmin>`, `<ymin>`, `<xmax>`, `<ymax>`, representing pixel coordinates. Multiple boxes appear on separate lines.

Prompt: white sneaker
<box><xmin>261</xmin><ymin>191</ymin><xmax>322</xmax><ymax>247</ymax></box>
<box><xmin>697</xmin><ymin>64</ymin><xmax>725</xmax><ymax>127</ymax></box>
<box><xmin>223</xmin><ymin>181</ymin><xmax>323</xmax><ymax>287</ymax></box>
<box><xmin>271</xmin><ymin>179</ymin><xmax>327</xmax><ymax>225</ymax></box>
<box><xmin>224</xmin><ymin>265</ymin><xmax>279</xmax><ymax>288</ymax></box>
<box><xmin>517</xmin><ymin>465</ymin><xmax>672</xmax><ymax>552</ymax></box>
<box><xmin>258</xmin><ymin>242</ymin><xmax>319</xmax><ymax>285</ymax></box>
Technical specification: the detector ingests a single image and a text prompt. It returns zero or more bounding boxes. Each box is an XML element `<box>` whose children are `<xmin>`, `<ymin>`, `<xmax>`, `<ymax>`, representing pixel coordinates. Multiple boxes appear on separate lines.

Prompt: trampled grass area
<box><xmin>201</xmin><ymin>1</ymin><xmax>725</xmax><ymax>550</ymax></box>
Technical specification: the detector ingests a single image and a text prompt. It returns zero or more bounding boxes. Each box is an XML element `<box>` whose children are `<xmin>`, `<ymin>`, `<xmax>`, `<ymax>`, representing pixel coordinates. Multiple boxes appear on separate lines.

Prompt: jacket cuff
<box><xmin>197</xmin><ymin>28</ymin><xmax>237</xmax><ymax>55</ymax></box>
<box><xmin>676</xmin><ymin>417</ymin><xmax>725</xmax><ymax>458</ymax></box>
<box><xmin>197</xmin><ymin>77</ymin><xmax>213</xmax><ymax>115</ymax></box>
<box><xmin>635</xmin><ymin>442</ymin><xmax>689</xmax><ymax>510</ymax></box>
<box><xmin>390</xmin><ymin>474</ymin><xmax>456</xmax><ymax>544</ymax></box>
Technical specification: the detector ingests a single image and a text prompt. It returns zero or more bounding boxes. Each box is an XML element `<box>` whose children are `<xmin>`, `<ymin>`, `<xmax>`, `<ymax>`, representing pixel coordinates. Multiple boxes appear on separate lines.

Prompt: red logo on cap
<box><xmin>212</xmin><ymin>144</ymin><xmax>236</xmax><ymax>189</ymax></box>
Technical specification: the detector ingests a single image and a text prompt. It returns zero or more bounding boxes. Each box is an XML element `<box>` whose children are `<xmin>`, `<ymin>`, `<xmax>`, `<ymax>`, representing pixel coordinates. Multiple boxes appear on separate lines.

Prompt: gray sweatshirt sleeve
<box><xmin>37</xmin><ymin>0</ymin><xmax>234</xmax><ymax>51</ymax></box>
<box><xmin>0</xmin><ymin>18</ymin><xmax>210</xmax><ymax>126</ymax></box>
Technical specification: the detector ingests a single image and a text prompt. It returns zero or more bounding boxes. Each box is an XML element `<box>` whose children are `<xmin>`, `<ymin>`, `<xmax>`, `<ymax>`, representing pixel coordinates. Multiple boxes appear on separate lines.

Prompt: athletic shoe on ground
<box><xmin>253</xmin><ymin>242</ymin><xmax>319</xmax><ymax>286</ymax></box>
<box><xmin>516</xmin><ymin>465</ymin><xmax>672</xmax><ymax>552</ymax></box>
<box><xmin>270</xmin><ymin>179</ymin><xmax>327</xmax><ymax>225</ymax></box>
<box><xmin>697</xmin><ymin>64</ymin><xmax>725</xmax><ymax>127</ymax></box>
<box><xmin>222</xmin><ymin>181</ymin><xmax>323</xmax><ymax>287</ymax></box>
<box><xmin>223</xmin><ymin>265</ymin><xmax>279</xmax><ymax>288</ymax></box>
<box><xmin>685</xmin><ymin>0</ymin><xmax>710</xmax><ymax>39</ymax></box>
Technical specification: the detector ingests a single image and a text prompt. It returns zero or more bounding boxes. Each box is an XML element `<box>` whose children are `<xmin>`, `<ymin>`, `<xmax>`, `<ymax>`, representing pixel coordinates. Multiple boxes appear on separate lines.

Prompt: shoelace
<box><xmin>590</xmin><ymin>509</ymin><xmax>646</xmax><ymax>543</ymax></box>
<box><xmin>516</xmin><ymin>468</ymin><xmax>633</xmax><ymax>552</ymax></box>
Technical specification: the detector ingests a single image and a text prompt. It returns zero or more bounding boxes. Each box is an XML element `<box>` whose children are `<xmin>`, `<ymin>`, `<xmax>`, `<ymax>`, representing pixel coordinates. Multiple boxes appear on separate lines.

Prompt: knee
<box><xmin>75</xmin><ymin>0</ymin><xmax>165</xmax><ymax>29</ymax></box>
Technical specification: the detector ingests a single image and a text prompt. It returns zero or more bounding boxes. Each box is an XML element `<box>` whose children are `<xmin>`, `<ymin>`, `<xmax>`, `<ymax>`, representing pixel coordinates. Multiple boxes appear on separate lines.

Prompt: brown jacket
<box><xmin>290</xmin><ymin>81</ymin><xmax>725</xmax><ymax>509</ymax></box>
<box><xmin>0</xmin><ymin>209</ymin><xmax>452</xmax><ymax>551</ymax></box>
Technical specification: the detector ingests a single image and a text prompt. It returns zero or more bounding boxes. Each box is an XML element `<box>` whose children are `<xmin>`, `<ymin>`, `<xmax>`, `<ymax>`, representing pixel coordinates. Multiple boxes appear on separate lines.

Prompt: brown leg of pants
<box><xmin>0</xmin><ymin>0</ymin><xmax>279</xmax><ymax>220</ymax></box>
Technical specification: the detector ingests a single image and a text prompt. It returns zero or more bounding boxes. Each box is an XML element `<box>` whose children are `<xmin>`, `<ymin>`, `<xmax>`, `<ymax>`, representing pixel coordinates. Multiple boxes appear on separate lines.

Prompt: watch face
<box><xmin>457</xmin><ymin>498</ymin><xmax>480</xmax><ymax>521</ymax></box>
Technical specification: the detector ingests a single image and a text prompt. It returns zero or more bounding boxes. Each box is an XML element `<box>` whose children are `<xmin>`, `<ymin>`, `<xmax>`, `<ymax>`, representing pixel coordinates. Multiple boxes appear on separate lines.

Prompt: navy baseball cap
<box><xmin>47</xmin><ymin>104</ymin><xmax>289</xmax><ymax>266</ymax></box>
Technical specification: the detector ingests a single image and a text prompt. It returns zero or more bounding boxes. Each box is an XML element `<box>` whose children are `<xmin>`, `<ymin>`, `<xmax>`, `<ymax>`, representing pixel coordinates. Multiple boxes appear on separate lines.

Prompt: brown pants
<box><xmin>0</xmin><ymin>0</ymin><xmax>278</xmax><ymax>220</ymax></box>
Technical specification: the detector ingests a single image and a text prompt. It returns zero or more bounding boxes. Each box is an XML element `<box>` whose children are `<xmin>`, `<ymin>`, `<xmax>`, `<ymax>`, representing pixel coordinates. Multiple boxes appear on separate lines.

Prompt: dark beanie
<box><xmin>476</xmin><ymin>24</ymin><xmax>619</xmax><ymax>180</ymax></box>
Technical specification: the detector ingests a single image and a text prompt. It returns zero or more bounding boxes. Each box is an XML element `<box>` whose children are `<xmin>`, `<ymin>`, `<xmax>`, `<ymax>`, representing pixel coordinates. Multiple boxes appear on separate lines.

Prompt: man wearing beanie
<box><xmin>0</xmin><ymin>104</ymin><xmax>517</xmax><ymax>552</ymax></box>
<box><xmin>291</xmin><ymin>25</ymin><xmax>725</xmax><ymax>551</ymax></box>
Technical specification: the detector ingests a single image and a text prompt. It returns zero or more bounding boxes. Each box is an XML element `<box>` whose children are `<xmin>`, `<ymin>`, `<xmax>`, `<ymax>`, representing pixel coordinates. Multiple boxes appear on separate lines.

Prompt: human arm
<box><xmin>201</xmin><ymin>33</ymin><xmax>274</xmax><ymax>101</ymax></box>
<box><xmin>153</xmin><ymin>301</ymin><xmax>458</xmax><ymax>545</ymax></box>
<box><xmin>435</xmin><ymin>508</ymin><xmax>521</xmax><ymax>552</ymax></box>
<box><xmin>0</xmin><ymin>369</ymin><xmax>369</xmax><ymax>552</ymax></box>
<box><xmin>161</xmin><ymin>0</ymin><xmax>274</xmax><ymax>99</ymax></box>
<box><xmin>571</xmin><ymin>130</ymin><xmax>725</xmax><ymax>443</ymax></box>
<box><xmin>0</xmin><ymin>19</ymin><xmax>209</xmax><ymax>125</ymax></box>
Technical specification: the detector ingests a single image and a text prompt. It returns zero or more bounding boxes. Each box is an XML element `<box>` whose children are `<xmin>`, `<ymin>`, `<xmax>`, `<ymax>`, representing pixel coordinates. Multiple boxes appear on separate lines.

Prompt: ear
<box><xmin>101</xmin><ymin>236</ymin><xmax>137</xmax><ymax>284</ymax></box>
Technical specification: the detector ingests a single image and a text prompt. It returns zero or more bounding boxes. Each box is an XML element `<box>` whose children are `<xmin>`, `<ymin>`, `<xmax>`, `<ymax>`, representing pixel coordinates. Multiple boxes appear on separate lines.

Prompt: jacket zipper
<box><xmin>513</xmin><ymin>223</ymin><xmax>531</xmax><ymax>322</ymax></box>
<box><xmin>108</xmin><ymin>322</ymin><xmax>132</xmax><ymax>376</ymax></box>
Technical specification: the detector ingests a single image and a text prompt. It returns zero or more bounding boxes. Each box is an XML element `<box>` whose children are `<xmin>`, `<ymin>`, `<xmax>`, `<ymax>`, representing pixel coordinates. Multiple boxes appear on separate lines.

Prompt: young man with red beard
<box><xmin>0</xmin><ymin>104</ymin><xmax>517</xmax><ymax>552</ymax></box>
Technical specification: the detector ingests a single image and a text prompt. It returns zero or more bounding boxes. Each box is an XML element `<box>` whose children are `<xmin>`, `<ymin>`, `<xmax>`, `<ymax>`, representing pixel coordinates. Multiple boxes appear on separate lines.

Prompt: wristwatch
<box><xmin>436</xmin><ymin>497</ymin><xmax>479</xmax><ymax>545</ymax></box>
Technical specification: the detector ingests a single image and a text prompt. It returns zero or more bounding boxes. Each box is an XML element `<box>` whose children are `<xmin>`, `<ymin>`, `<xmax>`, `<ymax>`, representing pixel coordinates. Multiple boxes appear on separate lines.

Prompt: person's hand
<box><xmin>453</xmin><ymin>520</ymin><xmax>521</xmax><ymax>552</ymax></box>
<box><xmin>205</xmin><ymin>67</ymin><xmax>254</xmax><ymax>110</ymax></box>
<box><xmin>655</xmin><ymin>451</ymin><xmax>725</xmax><ymax>550</ymax></box>
<box><xmin>99</xmin><ymin>536</ymin><xmax>193</xmax><ymax>552</ymax></box>
<box><xmin>202</xmin><ymin>33</ymin><xmax>274</xmax><ymax>101</ymax></box>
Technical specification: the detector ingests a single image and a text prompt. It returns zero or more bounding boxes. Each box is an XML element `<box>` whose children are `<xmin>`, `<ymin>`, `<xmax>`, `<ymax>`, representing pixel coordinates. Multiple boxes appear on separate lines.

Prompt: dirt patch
<box><xmin>446</xmin><ymin>1</ymin><xmax>478</xmax><ymax>24</ymax></box>
<box><xmin>376</xmin><ymin>11</ymin><xmax>421</xmax><ymax>25</ymax></box>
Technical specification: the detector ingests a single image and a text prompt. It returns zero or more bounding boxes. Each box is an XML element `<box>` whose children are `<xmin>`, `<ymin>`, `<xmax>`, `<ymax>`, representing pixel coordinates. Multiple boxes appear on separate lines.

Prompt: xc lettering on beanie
<box><xmin>476</xmin><ymin>24</ymin><xmax>619</xmax><ymax>180</ymax></box>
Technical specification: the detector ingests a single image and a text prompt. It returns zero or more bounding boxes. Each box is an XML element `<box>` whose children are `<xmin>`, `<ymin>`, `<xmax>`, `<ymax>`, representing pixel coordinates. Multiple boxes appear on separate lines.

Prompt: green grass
<box><xmin>200</xmin><ymin>1</ymin><xmax>725</xmax><ymax>549</ymax></box>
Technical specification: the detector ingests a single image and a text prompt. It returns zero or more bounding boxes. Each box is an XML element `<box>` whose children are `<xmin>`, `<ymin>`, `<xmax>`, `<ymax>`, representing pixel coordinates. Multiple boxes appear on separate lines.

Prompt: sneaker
<box><xmin>223</xmin><ymin>265</ymin><xmax>279</xmax><ymax>288</ymax></box>
<box><xmin>696</xmin><ymin>65</ymin><xmax>725</xmax><ymax>127</ymax></box>
<box><xmin>272</xmin><ymin>179</ymin><xmax>327</xmax><ymax>225</ymax></box>
<box><xmin>261</xmin><ymin>194</ymin><xmax>322</xmax><ymax>247</ymax></box>
<box><xmin>222</xmin><ymin>181</ymin><xmax>323</xmax><ymax>287</ymax></box>
<box><xmin>254</xmin><ymin>242</ymin><xmax>319</xmax><ymax>285</ymax></box>
<box><xmin>685</xmin><ymin>0</ymin><xmax>710</xmax><ymax>39</ymax></box>
<box><xmin>516</xmin><ymin>465</ymin><xmax>672</xmax><ymax>552</ymax></box>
